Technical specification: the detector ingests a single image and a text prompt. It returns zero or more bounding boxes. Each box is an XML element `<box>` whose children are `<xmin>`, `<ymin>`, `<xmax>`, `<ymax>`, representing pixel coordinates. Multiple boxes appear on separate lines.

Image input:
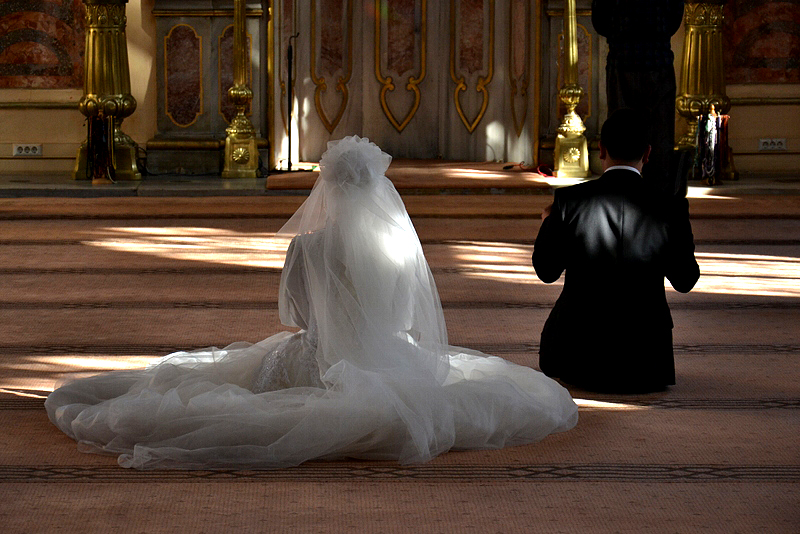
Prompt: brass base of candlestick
<box><xmin>553</xmin><ymin>133</ymin><xmax>590</xmax><ymax>178</ymax></box>
<box><xmin>222</xmin><ymin>136</ymin><xmax>260</xmax><ymax>179</ymax></box>
<box><xmin>73</xmin><ymin>141</ymin><xmax>142</xmax><ymax>183</ymax></box>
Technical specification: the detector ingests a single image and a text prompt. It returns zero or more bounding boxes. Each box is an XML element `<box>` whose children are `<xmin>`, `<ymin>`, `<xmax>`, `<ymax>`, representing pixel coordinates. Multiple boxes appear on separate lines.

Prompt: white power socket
<box><xmin>12</xmin><ymin>144</ymin><xmax>43</xmax><ymax>157</ymax></box>
<box><xmin>758</xmin><ymin>138</ymin><xmax>787</xmax><ymax>152</ymax></box>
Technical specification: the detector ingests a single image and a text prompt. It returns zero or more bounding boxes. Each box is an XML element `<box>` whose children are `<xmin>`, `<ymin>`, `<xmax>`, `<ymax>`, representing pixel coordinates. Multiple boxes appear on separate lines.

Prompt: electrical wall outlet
<box><xmin>12</xmin><ymin>144</ymin><xmax>43</xmax><ymax>157</ymax></box>
<box><xmin>758</xmin><ymin>138</ymin><xmax>787</xmax><ymax>152</ymax></box>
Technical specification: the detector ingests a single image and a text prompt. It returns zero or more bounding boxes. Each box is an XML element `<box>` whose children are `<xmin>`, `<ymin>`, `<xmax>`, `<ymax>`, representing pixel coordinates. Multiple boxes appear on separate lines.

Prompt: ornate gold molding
<box><xmin>450</xmin><ymin>0</ymin><xmax>495</xmax><ymax>133</ymax></box>
<box><xmin>508</xmin><ymin>0</ymin><xmax>530</xmax><ymax>137</ymax></box>
<box><xmin>153</xmin><ymin>10</ymin><xmax>264</xmax><ymax>17</ymax></box>
<box><xmin>374</xmin><ymin>0</ymin><xmax>427</xmax><ymax>133</ymax></box>
<box><xmin>311</xmin><ymin>0</ymin><xmax>353</xmax><ymax>134</ymax></box>
<box><xmin>731</xmin><ymin>97</ymin><xmax>800</xmax><ymax>106</ymax></box>
<box><xmin>0</xmin><ymin>102</ymin><xmax>79</xmax><ymax>109</ymax></box>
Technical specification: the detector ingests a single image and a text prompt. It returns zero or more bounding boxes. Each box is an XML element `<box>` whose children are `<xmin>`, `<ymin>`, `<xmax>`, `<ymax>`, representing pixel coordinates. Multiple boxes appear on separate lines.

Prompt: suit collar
<box><xmin>603</xmin><ymin>165</ymin><xmax>642</xmax><ymax>176</ymax></box>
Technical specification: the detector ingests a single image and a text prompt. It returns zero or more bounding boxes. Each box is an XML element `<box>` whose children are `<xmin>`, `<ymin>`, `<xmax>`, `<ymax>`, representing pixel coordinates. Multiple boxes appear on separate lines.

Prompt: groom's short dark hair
<box><xmin>601</xmin><ymin>108</ymin><xmax>651</xmax><ymax>162</ymax></box>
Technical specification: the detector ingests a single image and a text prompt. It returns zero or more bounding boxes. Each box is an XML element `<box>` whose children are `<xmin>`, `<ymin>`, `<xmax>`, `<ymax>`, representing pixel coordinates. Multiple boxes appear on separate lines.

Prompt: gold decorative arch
<box><xmin>311</xmin><ymin>0</ymin><xmax>354</xmax><ymax>133</ymax></box>
<box><xmin>450</xmin><ymin>0</ymin><xmax>495</xmax><ymax>133</ymax></box>
<box><xmin>374</xmin><ymin>0</ymin><xmax>427</xmax><ymax>133</ymax></box>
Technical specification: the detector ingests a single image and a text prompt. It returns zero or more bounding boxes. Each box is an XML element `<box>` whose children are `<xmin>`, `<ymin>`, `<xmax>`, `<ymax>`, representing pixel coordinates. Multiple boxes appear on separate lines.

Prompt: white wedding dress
<box><xmin>46</xmin><ymin>136</ymin><xmax>578</xmax><ymax>469</ymax></box>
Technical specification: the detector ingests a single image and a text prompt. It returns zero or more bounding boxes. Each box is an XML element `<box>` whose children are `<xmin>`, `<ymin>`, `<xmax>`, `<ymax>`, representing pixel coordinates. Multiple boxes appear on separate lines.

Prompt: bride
<box><xmin>46</xmin><ymin>136</ymin><xmax>578</xmax><ymax>469</ymax></box>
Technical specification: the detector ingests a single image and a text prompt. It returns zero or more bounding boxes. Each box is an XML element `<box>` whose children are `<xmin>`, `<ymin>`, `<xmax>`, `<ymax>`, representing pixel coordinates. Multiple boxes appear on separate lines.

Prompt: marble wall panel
<box><xmin>165</xmin><ymin>24</ymin><xmax>202</xmax><ymax>127</ymax></box>
<box><xmin>387</xmin><ymin>0</ymin><xmax>414</xmax><ymax>76</ymax></box>
<box><xmin>0</xmin><ymin>0</ymin><xmax>84</xmax><ymax>89</ymax></box>
<box><xmin>319</xmin><ymin>0</ymin><xmax>344</xmax><ymax>77</ymax></box>
<box><xmin>724</xmin><ymin>0</ymin><xmax>800</xmax><ymax>84</ymax></box>
<box><xmin>459</xmin><ymin>0</ymin><xmax>484</xmax><ymax>75</ymax></box>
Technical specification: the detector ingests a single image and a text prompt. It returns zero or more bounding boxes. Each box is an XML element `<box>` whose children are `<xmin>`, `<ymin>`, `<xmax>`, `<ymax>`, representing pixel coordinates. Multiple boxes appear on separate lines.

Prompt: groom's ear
<box><xmin>641</xmin><ymin>145</ymin><xmax>652</xmax><ymax>165</ymax></box>
<box><xmin>598</xmin><ymin>141</ymin><xmax>607</xmax><ymax>161</ymax></box>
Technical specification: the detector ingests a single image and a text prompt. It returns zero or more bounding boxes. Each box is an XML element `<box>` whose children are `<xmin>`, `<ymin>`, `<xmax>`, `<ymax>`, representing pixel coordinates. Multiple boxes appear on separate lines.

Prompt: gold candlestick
<box><xmin>222</xmin><ymin>0</ymin><xmax>260</xmax><ymax>179</ymax></box>
<box><xmin>73</xmin><ymin>0</ymin><xmax>141</xmax><ymax>184</ymax></box>
<box><xmin>554</xmin><ymin>0</ymin><xmax>589</xmax><ymax>178</ymax></box>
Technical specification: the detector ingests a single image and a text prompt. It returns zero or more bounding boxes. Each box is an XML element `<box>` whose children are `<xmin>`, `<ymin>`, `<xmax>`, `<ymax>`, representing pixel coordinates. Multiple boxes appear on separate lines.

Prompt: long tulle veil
<box><xmin>277</xmin><ymin>136</ymin><xmax>450</xmax><ymax>383</ymax></box>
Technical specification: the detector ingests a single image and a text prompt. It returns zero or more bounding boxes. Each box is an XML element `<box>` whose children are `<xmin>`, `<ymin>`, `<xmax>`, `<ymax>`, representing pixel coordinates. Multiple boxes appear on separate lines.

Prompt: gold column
<box><xmin>74</xmin><ymin>0</ymin><xmax>140</xmax><ymax>184</ymax></box>
<box><xmin>222</xmin><ymin>0</ymin><xmax>260</xmax><ymax>179</ymax></box>
<box><xmin>553</xmin><ymin>0</ymin><xmax>589</xmax><ymax>178</ymax></box>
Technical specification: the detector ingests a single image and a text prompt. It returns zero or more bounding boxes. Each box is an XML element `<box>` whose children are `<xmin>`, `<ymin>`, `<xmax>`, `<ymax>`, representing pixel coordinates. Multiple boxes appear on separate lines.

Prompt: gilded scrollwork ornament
<box><xmin>450</xmin><ymin>0</ymin><xmax>495</xmax><ymax>134</ymax></box>
<box><xmin>311</xmin><ymin>0</ymin><xmax>353</xmax><ymax>134</ymax></box>
<box><xmin>374</xmin><ymin>0</ymin><xmax>427</xmax><ymax>133</ymax></box>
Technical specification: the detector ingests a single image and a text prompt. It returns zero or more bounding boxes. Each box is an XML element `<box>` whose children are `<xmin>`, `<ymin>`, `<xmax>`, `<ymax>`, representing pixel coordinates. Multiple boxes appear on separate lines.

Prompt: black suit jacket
<box><xmin>532</xmin><ymin>169</ymin><xmax>699</xmax><ymax>391</ymax></box>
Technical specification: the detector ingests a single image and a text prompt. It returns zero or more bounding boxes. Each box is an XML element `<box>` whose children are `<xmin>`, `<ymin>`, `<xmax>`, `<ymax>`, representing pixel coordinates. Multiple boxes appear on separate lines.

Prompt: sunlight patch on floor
<box><xmin>83</xmin><ymin>227</ymin><xmax>291</xmax><ymax>268</ymax></box>
<box><xmin>451</xmin><ymin>242</ymin><xmax>800</xmax><ymax>297</ymax></box>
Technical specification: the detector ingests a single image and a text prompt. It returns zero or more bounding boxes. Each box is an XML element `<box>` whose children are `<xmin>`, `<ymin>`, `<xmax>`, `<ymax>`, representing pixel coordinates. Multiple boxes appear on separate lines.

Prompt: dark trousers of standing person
<box><xmin>606</xmin><ymin>66</ymin><xmax>683</xmax><ymax>198</ymax></box>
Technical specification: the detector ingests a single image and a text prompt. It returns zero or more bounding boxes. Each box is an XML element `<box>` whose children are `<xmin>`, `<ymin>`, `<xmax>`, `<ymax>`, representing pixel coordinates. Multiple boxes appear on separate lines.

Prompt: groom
<box><xmin>532</xmin><ymin>108</ymin><xmax>700</xmax><ymax>392</ymax></box>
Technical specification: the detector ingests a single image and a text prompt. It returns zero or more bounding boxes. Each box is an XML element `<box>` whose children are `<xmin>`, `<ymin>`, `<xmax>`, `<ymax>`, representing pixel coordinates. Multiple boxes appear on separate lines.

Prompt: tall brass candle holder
<box><xmin>222</xmin><ymin>0</ymin><xmax>260</xmax><ymax>179</ymax></box>
<box><xmin>73</xmin><ymin>0</ymin><xmax>140</xmax><ymax>184</ymax></box>
<box><xmin>553</xmin><ymin>0</ymin><xmax>589</xmax><ymax>178</ymax></box>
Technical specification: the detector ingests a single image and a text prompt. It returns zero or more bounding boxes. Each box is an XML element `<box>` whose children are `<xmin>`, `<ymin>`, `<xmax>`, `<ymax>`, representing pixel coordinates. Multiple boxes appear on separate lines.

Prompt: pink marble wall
<box><xmin>0</xmin><ymin>0</ymin><xmax>84</xmax><ymax>89</ymax></box>
<box><xmin>724</xmin><ymin>1</ymin><xmax>800</xmax><ymax>84</ymax></box>
<box><xmin>387</xmin><ymin>0</ymin><xmax>415</xmax><ymax>75</ymax></box>
<box><xmin>319</xmin><ymin>0</ymin><xmax>345</xmax><ymax>77</ymax></box>
<box><xmin>165</xmin><ymin>25</ymin><xmax>202</xmax><ymax>126</ymax></box>
<box><xmin>459</xmin><ymin>0</ymin><xmax>484</xmax><ymax>75</ymax></box>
